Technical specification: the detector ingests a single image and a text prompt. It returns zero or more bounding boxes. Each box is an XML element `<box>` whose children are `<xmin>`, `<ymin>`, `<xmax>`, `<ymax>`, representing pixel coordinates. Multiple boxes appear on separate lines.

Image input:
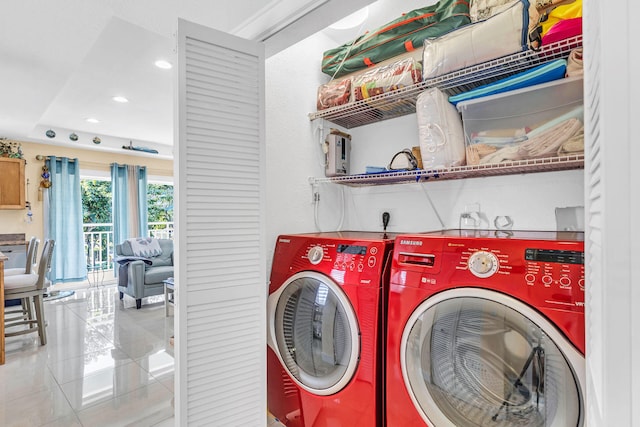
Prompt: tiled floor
<box><xmin>1</xmin><ymin>284</ymin><xmax>175</xmax><ymax>427</ymax></box>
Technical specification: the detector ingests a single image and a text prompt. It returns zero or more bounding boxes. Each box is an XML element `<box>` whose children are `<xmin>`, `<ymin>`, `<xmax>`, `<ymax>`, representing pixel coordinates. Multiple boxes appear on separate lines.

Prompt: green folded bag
<box><xmin>322</xmin><ymin>0</ymin><xmax>471</xmax><ymax>78</ymax></box>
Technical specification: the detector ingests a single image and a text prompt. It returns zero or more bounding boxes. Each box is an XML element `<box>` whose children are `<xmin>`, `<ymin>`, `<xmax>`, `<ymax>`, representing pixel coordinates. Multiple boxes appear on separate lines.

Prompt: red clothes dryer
<box><xmin>386</xmin><ymin>230</ymin><xmax>586</xmax><ymax>427</ymax></box>
<box><xmin>267</xmin><ymin>232</ymin><xmax>395</xmax><ymax>427</ymax></box>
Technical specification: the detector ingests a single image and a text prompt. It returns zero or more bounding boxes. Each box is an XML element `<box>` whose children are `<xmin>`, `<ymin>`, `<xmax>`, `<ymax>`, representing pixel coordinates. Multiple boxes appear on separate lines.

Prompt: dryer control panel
<box><xmin>301</xmin><ymin>241</ymin><xmax>388</xmax><ymax>285</ymax></box>
<box><xmin>270</xmin><ymin>232</ymin><xmax>395</xmax><ymax>290</ymax></box>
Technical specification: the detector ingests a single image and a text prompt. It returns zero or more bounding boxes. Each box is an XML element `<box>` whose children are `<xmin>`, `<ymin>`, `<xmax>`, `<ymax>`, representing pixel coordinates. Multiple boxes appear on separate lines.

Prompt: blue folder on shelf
<box><xmin>448</xmin><ymin>59</ymin><xmax>568</xmax><ymax>106</ymax></box>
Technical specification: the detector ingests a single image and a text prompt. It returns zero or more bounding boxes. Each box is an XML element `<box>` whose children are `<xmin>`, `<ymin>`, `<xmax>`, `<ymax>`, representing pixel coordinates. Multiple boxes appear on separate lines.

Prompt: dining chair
<box><xmin>4</xmin><ymin>236</ymin><xmax>40</xmax><ymax>323</ymax></box>
<box><xmin>3</xmin><ymin>239</ymin><xmax>55</xmax><ymax>346</ymax></box>
<box><xmin>4</xmin><ymin>236</ymin><xmax>39</xmax><ymax>276</ymax></box>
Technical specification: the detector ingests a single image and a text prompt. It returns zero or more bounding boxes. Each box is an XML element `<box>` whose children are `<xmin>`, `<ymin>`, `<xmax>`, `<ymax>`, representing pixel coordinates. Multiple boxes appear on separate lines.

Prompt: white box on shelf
<box><xmin>456</xmin><ymin>76</ymin><xmax>584</xmax><ymax>166</ymax></box>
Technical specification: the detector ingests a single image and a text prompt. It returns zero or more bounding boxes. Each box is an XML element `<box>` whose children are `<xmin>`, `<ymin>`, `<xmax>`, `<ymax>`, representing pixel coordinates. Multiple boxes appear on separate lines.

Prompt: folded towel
<box><xmin>477</xmin><ymin>117</ymin><xmax>583</xmax><ymax>164</ymax></box>
<box><xmin>519</xmin><ymin>118</ymin><xmax>583</xmax><ymax>158</ymax></box>
<box><xmin>558</xmin><ymin>129</ymin><xmax>584</xmax><ymax>155</ymax></box>
<box><xmin>566</xmin><ymin>47</ymin><xmax>583</xmax><ymax>78</ymax></box>
<box><xmin>127</xmin><ymin>237</ymin><xmax>163</xmax><ymax>257</ymax></box>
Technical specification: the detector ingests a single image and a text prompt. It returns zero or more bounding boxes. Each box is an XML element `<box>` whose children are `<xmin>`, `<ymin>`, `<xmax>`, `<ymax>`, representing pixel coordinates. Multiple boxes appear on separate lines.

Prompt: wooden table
<box><xmin>1</xmin><ymin>251</ymin><xmax>7</xmax><ymax>365</ymax></box>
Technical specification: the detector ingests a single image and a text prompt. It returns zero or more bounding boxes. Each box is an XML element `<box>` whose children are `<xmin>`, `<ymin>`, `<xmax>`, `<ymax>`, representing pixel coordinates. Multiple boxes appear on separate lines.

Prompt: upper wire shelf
<box><xmin>308</xmin><ymin>35</ymin><xmax>583</xmax><ymax>129</ymax></box>
<box><xmin>310</xmin><ymin>155</ymin><xmax>584</xmax><ymax>187</ymax></box>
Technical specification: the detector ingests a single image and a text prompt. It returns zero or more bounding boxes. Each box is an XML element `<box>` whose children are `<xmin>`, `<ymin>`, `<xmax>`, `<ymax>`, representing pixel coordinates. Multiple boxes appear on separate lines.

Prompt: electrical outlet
<box><xmin>378</xmin><ymin>209</ymin><xmax>394</xmax><ymax>230</ymax></box>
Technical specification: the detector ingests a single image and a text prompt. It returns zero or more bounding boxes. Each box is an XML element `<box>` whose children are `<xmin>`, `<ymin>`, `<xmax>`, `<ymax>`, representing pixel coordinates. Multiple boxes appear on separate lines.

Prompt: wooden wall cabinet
<box><xmin>0</xmin><ymin>157</ymin><xmax>26</xmax><ymax>209</ymax></box>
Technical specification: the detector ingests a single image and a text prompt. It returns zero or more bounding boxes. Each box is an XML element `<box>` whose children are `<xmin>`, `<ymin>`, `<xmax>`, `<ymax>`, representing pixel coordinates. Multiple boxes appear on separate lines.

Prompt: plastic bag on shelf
<box><xmin>416</xmin><ymin>88</ymin><xmax>466</xmax><ymax>169</ymax></box>
<box><xmin>422</xmin><ymin>0</ymin><xmax>541</xmax><ymax>80</ymax></box>
<box><xmin>470</xmin><ymin>0</ymin><xmax>519</xmax><ymax>22</ymax></box>
<box><xmin>352</xmin><ymin>57</ymin><xmax>422</xmax><ymax>102</ymax></box>
<box><xmin>317</xmin><ymin>78</ymin><xmax>352</xmax><ymax>110</ymax></box>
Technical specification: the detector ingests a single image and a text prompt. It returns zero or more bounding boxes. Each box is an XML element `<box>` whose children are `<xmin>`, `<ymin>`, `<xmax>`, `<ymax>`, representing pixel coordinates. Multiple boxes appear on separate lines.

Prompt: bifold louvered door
<box><xmin>584</xmin><ymin>0</ymin><xmax>640</xmax><ymax>425</ymax></box>
<box><xmin>175</xmin><ymin>19</ymin><xmax>266</xmax><ymax>426</ymax></box>
<box><xmin>582</xmin><ymin>0</ymin><xmax>603</xmax><ymax>424</ymax></box>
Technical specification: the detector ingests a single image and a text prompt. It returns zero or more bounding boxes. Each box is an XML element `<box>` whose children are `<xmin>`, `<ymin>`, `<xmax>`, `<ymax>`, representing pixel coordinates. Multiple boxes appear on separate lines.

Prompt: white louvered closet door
<box><xmin>583</xmin><ymin>0</ymin><xmax>604</xmax><ymax>424</ymax></box>
<box><xmin>175</xmin><ymin>19</ymin><xmax>266</xmax><ymax>426</ymax></box>
<box><xmin>584</xmin><ymin>0</ymin><xmax>640</xmax><ymax>425</ymax></box>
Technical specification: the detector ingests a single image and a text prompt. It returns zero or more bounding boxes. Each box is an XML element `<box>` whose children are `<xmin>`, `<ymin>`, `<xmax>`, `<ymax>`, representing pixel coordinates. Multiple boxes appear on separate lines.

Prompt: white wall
<box><xmin>265</xmin><ymin>29</ymin><xmax>585</xmax><ymax>269</ymax></box>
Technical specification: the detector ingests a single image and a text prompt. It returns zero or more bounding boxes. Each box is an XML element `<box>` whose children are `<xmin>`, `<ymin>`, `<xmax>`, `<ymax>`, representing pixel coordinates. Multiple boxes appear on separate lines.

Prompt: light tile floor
<box><xmin>1</xmin><ymin>284</ymin><xmax>174</xmax><ymax>427</ymax></box>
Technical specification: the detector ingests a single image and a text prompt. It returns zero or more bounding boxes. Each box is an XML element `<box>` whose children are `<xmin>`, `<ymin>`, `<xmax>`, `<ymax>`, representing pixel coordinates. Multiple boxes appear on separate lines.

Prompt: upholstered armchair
<box><xmin>115</xmin><ymin>238</ymin><xmax>173</xmax><ymax>309</ymax></box>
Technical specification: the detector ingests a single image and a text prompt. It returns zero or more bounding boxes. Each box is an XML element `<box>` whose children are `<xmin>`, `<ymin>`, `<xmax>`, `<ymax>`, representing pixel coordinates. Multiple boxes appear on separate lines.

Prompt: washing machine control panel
<box><xmin>523</xmin><ymin>248</ymin><xmax>585</xmax><ymax>292</ymax></box>
<box><xmin>468</xmin><ymin>251</ymin><xmax>499</xmax><ymax>278</ymax></box>
<box><xmin>392</xmin><ymin>231</ymin><xmax>585</xmax><ymax>310</ymax></box>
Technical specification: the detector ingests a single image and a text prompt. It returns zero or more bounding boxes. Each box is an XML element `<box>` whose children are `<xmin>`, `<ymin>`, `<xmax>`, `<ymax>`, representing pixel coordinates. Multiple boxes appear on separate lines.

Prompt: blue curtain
<box><xmin>111</xmin><ymin>163</ymin><xmax>148</xmax><ymax>245</ymax></box>
<box><xmin>45</xmin><ymin>157</ymin><xmax>86</xmax><ymax>283</ymax></box>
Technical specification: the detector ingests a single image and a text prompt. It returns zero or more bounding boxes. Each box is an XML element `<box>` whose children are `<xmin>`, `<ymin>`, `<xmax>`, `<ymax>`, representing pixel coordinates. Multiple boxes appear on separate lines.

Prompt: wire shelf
<box><xmin>309</xmin><ymin>36</ymin><xmax>583</xmax><ymax>129</ymax></box>
<box><xmin>310</xmin><ymin>155</ymin><xmax>584</xmax><ymax>187</ymax></box>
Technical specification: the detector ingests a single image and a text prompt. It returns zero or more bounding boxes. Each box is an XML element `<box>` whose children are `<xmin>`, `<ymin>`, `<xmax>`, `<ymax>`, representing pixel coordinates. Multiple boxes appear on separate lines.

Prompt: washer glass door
<box><xmin>402</xmin><ymin>290</ymin><xmax>583</xmax><ymax>427</ymax></box>
<box><xmin>272</xmin><ymin>272</ymin><xmax>360</xmax><ymax>395</ymax></box>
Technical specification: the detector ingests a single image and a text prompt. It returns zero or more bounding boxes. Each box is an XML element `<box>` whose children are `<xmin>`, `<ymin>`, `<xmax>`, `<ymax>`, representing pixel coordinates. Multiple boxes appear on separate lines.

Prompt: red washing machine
<box><xmin>386</xmin><ymin>230</ymin><xmax>585</xmax><ymax>427</ymax></box>
<box><xmin>267</xmin><ymin>232</ymin><xmax>395</xmax><ymax>427</ymax></box>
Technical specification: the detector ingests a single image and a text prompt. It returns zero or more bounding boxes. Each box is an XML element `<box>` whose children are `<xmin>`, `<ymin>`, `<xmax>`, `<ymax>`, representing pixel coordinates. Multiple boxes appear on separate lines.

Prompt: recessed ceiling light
<box><xmin>112</xmin><ymin>96</ymin><xmax>128</xmax><ymax>103</ymax></box>
<box><xmin>86</xmin><ymin>118</ymin><xmax>100</xmax><ymax>123</ymax></box>
<box><xmin>329</xmin><ymin>6</ymin><xmax>369</xmax><ymax>30</ymax></box>
<box><xmin>154</xmin><ymin>59</ymin><xmax>172</xmax><ymax>69</ymax></box>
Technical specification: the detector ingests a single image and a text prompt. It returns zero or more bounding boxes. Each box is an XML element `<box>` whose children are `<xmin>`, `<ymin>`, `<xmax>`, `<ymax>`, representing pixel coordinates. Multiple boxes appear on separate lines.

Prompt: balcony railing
<box><xmin>149</xmin><ymin>221</ymin><xmax>174</xmax><ymax>239</ymax></box>
<box><xmin>83</xmin><ymin>221</ymin><xmax>174</xmax><ymax>273</ymax></box>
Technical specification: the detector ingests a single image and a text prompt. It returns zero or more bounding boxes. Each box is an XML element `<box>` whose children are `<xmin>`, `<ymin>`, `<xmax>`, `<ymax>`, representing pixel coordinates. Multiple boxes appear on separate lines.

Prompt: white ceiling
<box><xmin>0</xmin><ymin>0</ymin><xmax>374</xmax><ymax>158</ymax></box>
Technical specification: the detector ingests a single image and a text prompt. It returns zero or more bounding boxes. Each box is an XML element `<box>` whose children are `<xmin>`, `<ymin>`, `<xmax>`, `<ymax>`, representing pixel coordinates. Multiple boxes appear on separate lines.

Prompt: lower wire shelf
<box><xmin>310</xmin><ymin>155</ymin><xmax>584</xmax><ymax>187</ymax></box>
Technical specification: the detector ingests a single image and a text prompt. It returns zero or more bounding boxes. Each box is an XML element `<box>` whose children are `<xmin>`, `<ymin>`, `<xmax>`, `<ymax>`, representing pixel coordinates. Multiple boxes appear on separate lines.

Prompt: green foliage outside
<box><xmin>82</xmin><ymin>180</ymin><xmax>112</xmax><ymax>229</ymax></box>
<box><xmin>147</xmin><ymin>183</ymin><xmax>174</xmax><ymax>223</ymax></box>
<box><xmin>81</xmin><ymin>179</ymin><xmax>174</xmax><ymax>226</ymax></box>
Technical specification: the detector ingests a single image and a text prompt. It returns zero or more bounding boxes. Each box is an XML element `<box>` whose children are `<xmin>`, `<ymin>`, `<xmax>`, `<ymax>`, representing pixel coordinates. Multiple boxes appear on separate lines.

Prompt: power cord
<box><xmin>313</xmin><ymin>184</ymin><xmax>346</xmax><ymax>232</ymax></box>
<box><xmin>420</xmin><ymin>185</ymin><xmax>445</xmax><ymax>229</ymax></box>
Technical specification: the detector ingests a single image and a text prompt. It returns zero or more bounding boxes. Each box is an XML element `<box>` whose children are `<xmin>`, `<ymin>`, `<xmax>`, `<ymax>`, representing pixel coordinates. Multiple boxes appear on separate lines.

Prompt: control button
<box><xmin>370</xmin><ymin>247</ymin><xmax>378</xmax><ymax>255</ymax></box>
<box><xmin>542</xmin><ymin>275</ymin><xmax>553</xmax><ymax>286</ymax></box>
<box><xmin>468</xmin><ymin>251</ymin><xmax>499</xmax><ymax>278</ymax></box>
<box><xmin>525</xmin><ymin>273</ymin><xmax>536</xmax><ymax>283</ymax></box>
<box><xmin>307</xmin><ymin>246</ymin><xmax>324</xmax><ymax>265</ymax></box>
<box><xmin>349</xmin><ymin>262</ymin><xmax>355</xmax><ymax>271</ymax></box>
<box><xmin>367</xmin><ymin>256</ymin><xmax>376</xmax><ymax>268</ymax></box>
<box><xmin>560</xmin><ymin>277</ymin><xmax>571</xmax><ymax>287</ymax></box>
<box><xmin>357</xmin><ymin>264</ymin><xmax>364</xmax><ymax>272</ymax></box>
<box><xmin>578</xmin><ymin>278</ymin><xmax>585</xmax><ymax>289</ymax></box>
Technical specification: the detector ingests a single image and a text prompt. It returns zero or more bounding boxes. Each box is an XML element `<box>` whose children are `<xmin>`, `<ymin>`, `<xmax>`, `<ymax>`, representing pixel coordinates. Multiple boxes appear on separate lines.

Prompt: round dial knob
<box><xmin>468</xmin><ymin>251</ymin><xmax>499</xmax><ymax>278</ymax></box>
<box><xmin>307</xmin><ymin>246</ymin><xmax>324</xmax><ymax>265</ymax></box>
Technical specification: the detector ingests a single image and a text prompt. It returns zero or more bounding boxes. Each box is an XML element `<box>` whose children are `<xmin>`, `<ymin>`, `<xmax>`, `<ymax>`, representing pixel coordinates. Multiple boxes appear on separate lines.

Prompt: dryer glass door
<box><xmin>273</xmin><ymin>272</ymin><xmax>359</xmax><ymax>395</ymax></box>
<box><xmin>402</xmin><ymin>291</ymin><xmax>583</xmax><ymax>427</ymax></box>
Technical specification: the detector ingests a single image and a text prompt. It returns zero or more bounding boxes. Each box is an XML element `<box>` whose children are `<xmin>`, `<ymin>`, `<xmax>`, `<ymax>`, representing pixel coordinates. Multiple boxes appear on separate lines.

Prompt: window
<box><xmin>81</xmin><ymin>177</ymin><xmax>174</xmax><ymax>273</ymax></box>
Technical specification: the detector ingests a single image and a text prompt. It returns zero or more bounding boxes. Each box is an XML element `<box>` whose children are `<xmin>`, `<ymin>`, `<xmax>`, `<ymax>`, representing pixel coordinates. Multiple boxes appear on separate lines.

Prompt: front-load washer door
<box><xmin>268</xmin><ymin>271</ymin><xmax>360</xmax><ymax>396</ymax></box>
<box><xmin>401</xmin><ymin>288</ymin><xmax>584</xmax><ymax>427</ymax></box>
